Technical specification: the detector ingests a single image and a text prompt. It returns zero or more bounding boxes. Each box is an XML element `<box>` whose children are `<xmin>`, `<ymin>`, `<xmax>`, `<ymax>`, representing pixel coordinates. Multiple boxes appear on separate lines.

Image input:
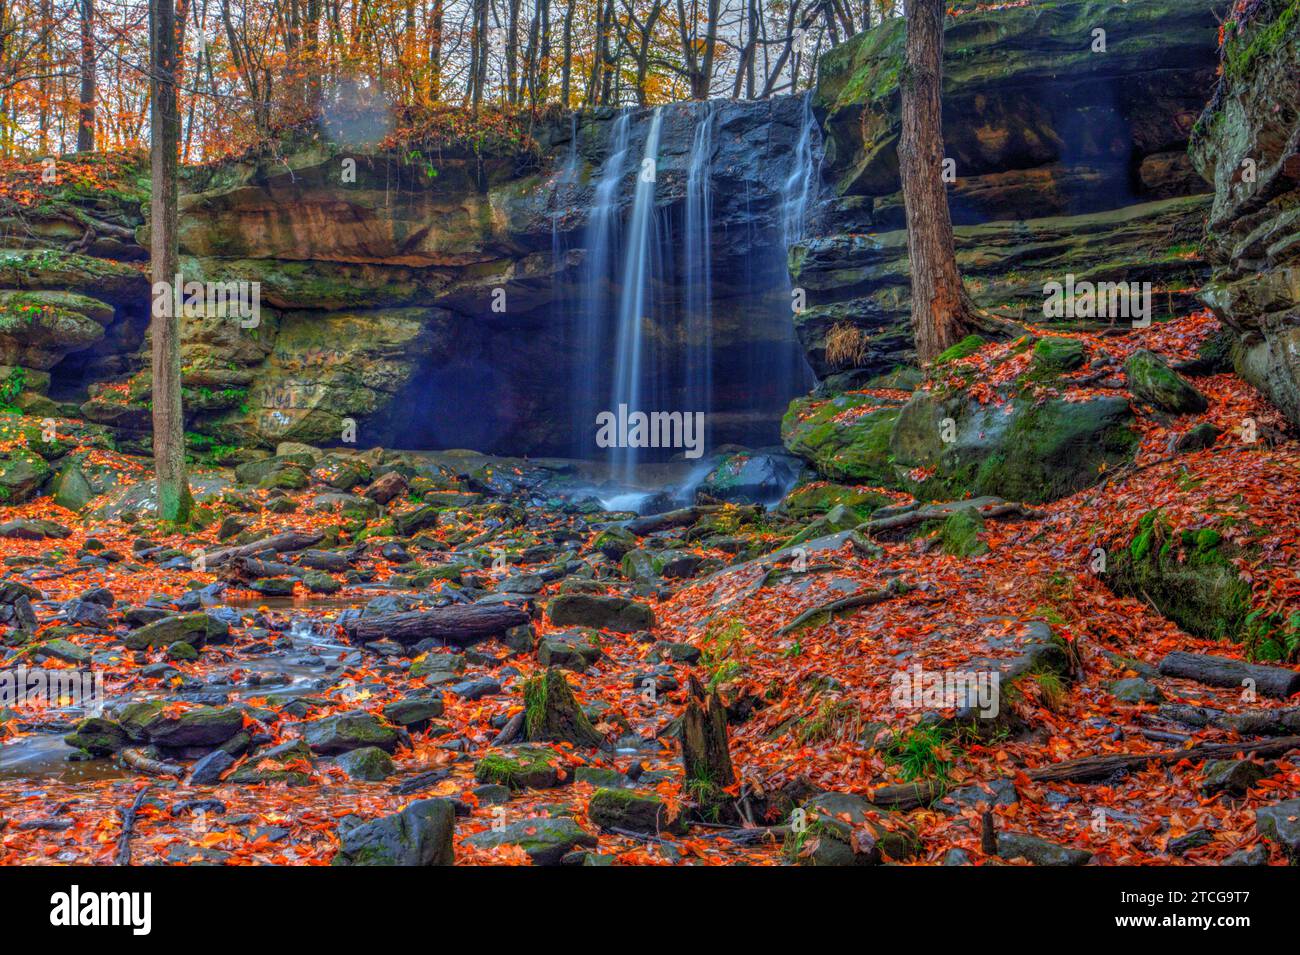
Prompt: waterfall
<box><xmin>573</xmin><ymin>110</ymin><xmax>631</xmax><ymax>456</ymax></box>
<box><xmin>611</xmin><ymin>107</ymin><xmax>664</xmax><ymax>480</ymax></box>
<box><xmin>781</xmin><ymin>92</ymin><xmax>820</xmax><ymax>248</ymax></box>
<box><xmin>683</xmin><ymin>101</ymin><xmax>715</xmax><ymax>447</ymax></box>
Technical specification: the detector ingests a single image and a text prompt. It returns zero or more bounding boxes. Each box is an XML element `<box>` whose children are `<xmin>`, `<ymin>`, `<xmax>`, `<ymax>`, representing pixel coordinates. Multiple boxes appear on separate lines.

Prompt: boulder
<box><xmin>332</xmin><ymin>799</ymin><xmax>456</xmax><ymax>866</ymax></box>
<box><xmin>1255</xmin><ymin>799</ymin><xmax>1300</xmax><ymax>862</ymax></box>
<box><xmin>303</xmin><ymin>711</ymin><xmax>400</xmax><ymax>755</ymax></box>
<box><xmin>336</xmin><ymin>746</ymin><xmax>397</xmax><ymax>781</ymax></box>
<box><xmin>463</xmin><ymin>816</ymin><xmax>596</xmax><ymax>866</ymax></box>
<box><xmin>1125</xmin><ymin>349</ymin><xmax>1209</xmax><ymax>413</ymax></box>
<box><xmin>123</xmin><ymin>613</ymin><xmax>230</xmax><ymax>650</ymax></box>
<box><xmin>547</xmin><ymin>594</ymin><xmax>654</xmax><ymax>633</ymax></box>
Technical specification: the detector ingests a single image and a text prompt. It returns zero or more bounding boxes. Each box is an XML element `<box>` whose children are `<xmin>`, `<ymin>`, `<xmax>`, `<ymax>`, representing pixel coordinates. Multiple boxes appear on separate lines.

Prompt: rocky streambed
<box><xmin>2</xmin><ymin>308</ymin><xmax>1300</xmax><ymax>867</ymax></box>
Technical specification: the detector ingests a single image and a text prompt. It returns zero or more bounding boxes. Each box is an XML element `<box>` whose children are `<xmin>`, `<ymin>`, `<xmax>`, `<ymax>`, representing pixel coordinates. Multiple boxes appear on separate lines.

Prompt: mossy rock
<box><xmin>935</xmin><ymin>334</ymin><xmax>986</xmax><ymax>365</ymax></box>
<box><xmin>473</xmin><ymin>746</ymin><xmax>562</xmax><ymax>790</ymax></box>
<box><xmin>392</xmin><ymin>504</ymin><xmax>440</xmax><ymax>536</ymax></box>
<box><xmin>230</xmin><ymin>739</ymin><xmax>315</xmax><ymax>785</ymax></box>
<box><xmin>1031</xmin><ymin>337</ymin><xmax>1086</xmax><ymax>376</ymax></box>
<box><xmin>784</xmin><ymin>792</ymin><xmax>920</xmax><ymax>866</ymax></box>
<box><xmin>788</xmin><ymin>503</ymin><xmax>865</xmax><ymax>546</ymax></box>
<box><xmin>64</xmin><ymin>716</ymin><xmax>128</xmax><ymax>756</ymax></box>
<box><xmin>1125</xmin><ymin>349</ymin><xmax>1208</xmax><ymax>413</ymax></box>
<box><xmin>117</xmin><ymin>702</ymin><xmax>244</xmax><ymax>748</ymax></box>
<box><xmin>123</xmin><ymin>612</ymin><xmax>230</xmax><ymax>650</ymax></box>
<box><xmin>462</xmin><ymin>815</ymin><xmax>596</xmax><ymax>866</ymax></box>
<box><xmin>1108</xmin><ymin>511</ymin><xmax>1253</xmax><ymax>642</ymax></box>
<box><xmin>546</xmin><ymin>593</ymin><xmax>653</xmax><ymax>633</ymax></box>
<box><xmin>588</xmin><ymin>788</ymin><xmax>686</xmax><ymax>835</ymax></box>
<box><xmin>781</xmin><ymin>392</ymin><xmax>902</xmax><ymax>485</ymax></box>
<box><xmin>940</xmin><ymin>507</ymin><xmax>988</xmax><ymax>557</ymax></box>
<box><xmin>303</xmin><ymin>711</ymin><xmax>400</xmax><ymax>754</ymax></box>
<box><xmin>332</xmin><ymin>798</ymin><xmax>455</xmax><ymax>866</ymax></box>
<box><xmin>891</xmin><ymin>391</ymin><xmax>1137</xmax><ymax>504</ymax></box>
<box><xmin>335</xmin><ymin>746</ymin><xmax>396</xmax><ymax>781</ymax></box>
<box><xmin>592</xmin><ymin>526</ymin><xmax>637</xmax><ymax>560</ymax></box>
<box><xmin>0</xmin><ymin>448</ymin><xmax>51</xmax><ymax>504</ymax></box>
<box><xmin>779</xmin><ymin>482</ymin><xmax>895</xmax><ymax>521</ymax></box>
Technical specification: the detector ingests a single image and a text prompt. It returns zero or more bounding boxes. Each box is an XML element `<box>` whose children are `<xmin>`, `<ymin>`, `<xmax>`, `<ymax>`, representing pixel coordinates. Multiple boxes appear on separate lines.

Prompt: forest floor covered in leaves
<box><xmin>2</xmin><ymin>310</ymin><xmax>1299</xmax><ymax>866</ymax></box>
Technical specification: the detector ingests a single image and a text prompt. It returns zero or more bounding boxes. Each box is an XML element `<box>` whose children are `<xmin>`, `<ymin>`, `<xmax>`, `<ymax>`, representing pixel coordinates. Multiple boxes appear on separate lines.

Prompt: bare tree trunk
<box><xmin>697</xmin><ymin>0</ymin><xmax>721</xmax><ymax>98</ymax></box>
<box><xmin>149</xmin><ymin>0</ymin><xmax>192</xmax><ymax>523</ymax></box>
<box><xmin>429</xmin><ymin>0</ymin><xmax>443</xmax><ymax>100</ymax></box>
<box><xmin>898</xmin><ymin>0</ymin><xmax>977</xmax><ymax>362</ymax></box>
<box><xmin>77</xmin><ymin>0</ymin><xmax>96</xmax><ymax>151</ymax></box>
<box><xmin>560</xmin><ymin>0</ymin><xmax>574</xmax><ymax>105</ymax></box>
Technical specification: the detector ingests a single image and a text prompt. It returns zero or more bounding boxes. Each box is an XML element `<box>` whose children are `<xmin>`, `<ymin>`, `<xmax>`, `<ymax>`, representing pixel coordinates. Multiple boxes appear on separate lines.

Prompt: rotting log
<box><xmin>865</xmin><ymin>736</ymin><xmax>1300</xmax><ymax>811</ymax></box>
<box><xmin>115</xmin><ymin>786</ymin><xmax>151</xmax><ymax>865</ymax></box>
<box><xmin>203</xmin><ymin>530</ymin><xmax>324</xmax><ymax>567</ymax></box>
<box><xmin>343</xmin><ymin>603</ymin><xmax>529</xmax><ymax>646</ymax></box>
<box><xmin>1158</xmin><ymin>651</ymin><xmax>1300</xmax><ymax>699</ymax></box>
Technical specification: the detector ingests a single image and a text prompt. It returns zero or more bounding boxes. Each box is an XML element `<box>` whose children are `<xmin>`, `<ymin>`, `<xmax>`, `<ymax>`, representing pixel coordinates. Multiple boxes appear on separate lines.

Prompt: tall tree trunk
<box><xmin>149</xmin><ymin>0</ymin><xmax>192</xmax><ymax>522</ymax></box>
<box><xmin>429</xmin><ymin>0</ymin><xmax>443</xmax><ymax>100</ymax></box>
<box><xmin>77</xmin><ymin>0</ymin><xmax>96</xmax><ymax>151</ymax></box>
<box><xmin>560</xmin><ymin>0</ymin><xmax>574</xmax><ymax>105</ymax></box>
<box><xmin>898</xmin><ymin>0</ymin><xmax>976</xmax><ymax>362</ymax></box>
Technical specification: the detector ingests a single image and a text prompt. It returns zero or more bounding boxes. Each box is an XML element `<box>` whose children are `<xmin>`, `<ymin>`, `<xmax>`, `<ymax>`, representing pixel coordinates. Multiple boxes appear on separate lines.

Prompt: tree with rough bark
<box><xmin>897</xmin><ymin>0</ymin><xmax>979</xmax><ymax>363</ymax></box>
<box><xmin>76</xmin><ymin>0</ymin><xmax>95</xmax><ymax>151</ymax></box>
<box><xmin>149</xmin><ymin>0</ymin><xmax>192</xmax><ymax>522</ymax></box>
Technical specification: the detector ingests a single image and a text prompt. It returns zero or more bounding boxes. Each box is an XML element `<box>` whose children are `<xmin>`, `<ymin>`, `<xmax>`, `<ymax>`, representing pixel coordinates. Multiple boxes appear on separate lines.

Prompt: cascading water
<box><xmin>573</xmin><ymin>111</ymin><xmax>631</xmax><ymax>456</ymax></box>
<box><xmin>610</xmin><ymin>107</ymin><xmax>664</xmax><ymax>481</ymax></box>
<box><xmin>781</xmin><ymin>91</ymin><xmax>820</xmax><ymax>249</ymax></box>
<box><xmin>683</xmin><ymin>101</ymin><xmax>715</xmax><ymax>447</ymax></box>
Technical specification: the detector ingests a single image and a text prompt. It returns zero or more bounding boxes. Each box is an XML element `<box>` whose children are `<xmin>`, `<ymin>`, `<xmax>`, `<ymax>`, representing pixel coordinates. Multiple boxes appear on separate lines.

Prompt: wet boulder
<box><xmin>547</xmin><ymin>593</ymin><xmax>654</xmax><ymax>633</ymax></box>
<box><xmin>696</xmin><ymin>451</ymin><xmax>800</xmax><ymax>505</ymax></box>
<box><xmin>333</xmin><ymin>798</ymin><xmax>456</xmax><ymax>866</ymax></box>
<box><xmin>123</xmin><ymin>612</ymin><xmax>230</xmax><ymax>650</ymax></box>
<box><xmin>463</xmin><ymin>816</ymin><xmax>595</xmax><ymax>866</ymax></box>
<box><xmin>335</xmin><ymin>746</ymin><xmax>396</xmax><ymax>781</ymax></box>
<box><xmin>588</xmin><ymin>788</ymin><xmax>685</xmax><ymax>835</ymax></box>
<box><xmin>303</xmin><ymin>711</ymin><xmax>400</xmax><ymax>755</ymax></box>
<box><xmin>1125</xmin><ymin>349</ymin><xmax>1208</xmax><ymax>414</ymax></box>
<box><xmin>117</xmin><ymin>701</ymin><xmax>245</xmax><ymax>749</ymax></box>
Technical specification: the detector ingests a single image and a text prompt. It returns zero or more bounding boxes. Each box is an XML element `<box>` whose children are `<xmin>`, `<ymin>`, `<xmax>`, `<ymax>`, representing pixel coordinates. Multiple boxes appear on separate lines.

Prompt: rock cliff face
<box><xmin>0</xmin><ymin>0</ymin><xmax>1237</xmax><ymax>466</ymax></box>
<box><xmin>1190</xmin><ymin>0</ymin><xmax>1300</xmax><ymax>428</ymax></box>
<box><xmin>0</xmin><ymin>102</ymin><xmax>815</xmax><ymax>456</ymax></box>
<box><xmin>170</xmin><ymin>99</ymin><xmax>815</xmax><ymax>455</ymax></box>
<box><xmin>795</xmin><ymin>0</ymin><xmax>1222</xmax><ymax>383</ymax></box>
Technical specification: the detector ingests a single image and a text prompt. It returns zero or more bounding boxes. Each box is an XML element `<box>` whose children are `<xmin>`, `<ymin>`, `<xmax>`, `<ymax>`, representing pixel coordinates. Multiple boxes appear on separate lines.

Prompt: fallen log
<box><xmin>202</xmin><ymin>530</ymin><xmax>324</xmax><ymax>567</ymax></box>
<box><xmin>343</xmin><ymin>602</ymin><xmax>529</xmax><ymax>646</ymax></box>
<box><xmin>626</xmin><ymin>505</ymin><xmax>760</xmax><ymax>537</ymax></box>
<box><xmin>492</xmin><ymin>711</ymin><xmax>525</xmax><ymax>746</ymax></box>
<box><xmin>115</xmin><ymin>786</ymin><xmax>151</xmax><ymax>866</ymax></box>
<box><xmin>864</xmin><ymin>498</ymin><xmax>1044</xmax><ymax>538</ymax></box>
<box><xmin>1158</xmin><ymin>651</ymin><xmax>1300</xmax><ymax>699</ymax></box>
<box><xmin>121</xmin><ymin>748</ymin><xmax>183</xmax><ymax>778</ymax></box>
<box><xmin>775</xmin><ymin>578</ymin><xmax>909</xmax><ymax>636</ymax></box>
<box><xmin>866</xmin><ymin>735</ymin><xmax>1300</xmax><ymax>810</ymax></box>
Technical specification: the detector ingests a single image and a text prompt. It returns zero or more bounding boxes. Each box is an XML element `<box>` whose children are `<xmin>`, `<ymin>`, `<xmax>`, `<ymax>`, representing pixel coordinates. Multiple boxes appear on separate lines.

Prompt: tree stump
<box><xmin>522</xmin><ymin>667</ymin><xmax>603</xmax><ymax>748</ymax></box>
<box><xmin>681</xmin><ymin>676</ymin><xmax>736</xmax><ymax>818</ymax></box>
